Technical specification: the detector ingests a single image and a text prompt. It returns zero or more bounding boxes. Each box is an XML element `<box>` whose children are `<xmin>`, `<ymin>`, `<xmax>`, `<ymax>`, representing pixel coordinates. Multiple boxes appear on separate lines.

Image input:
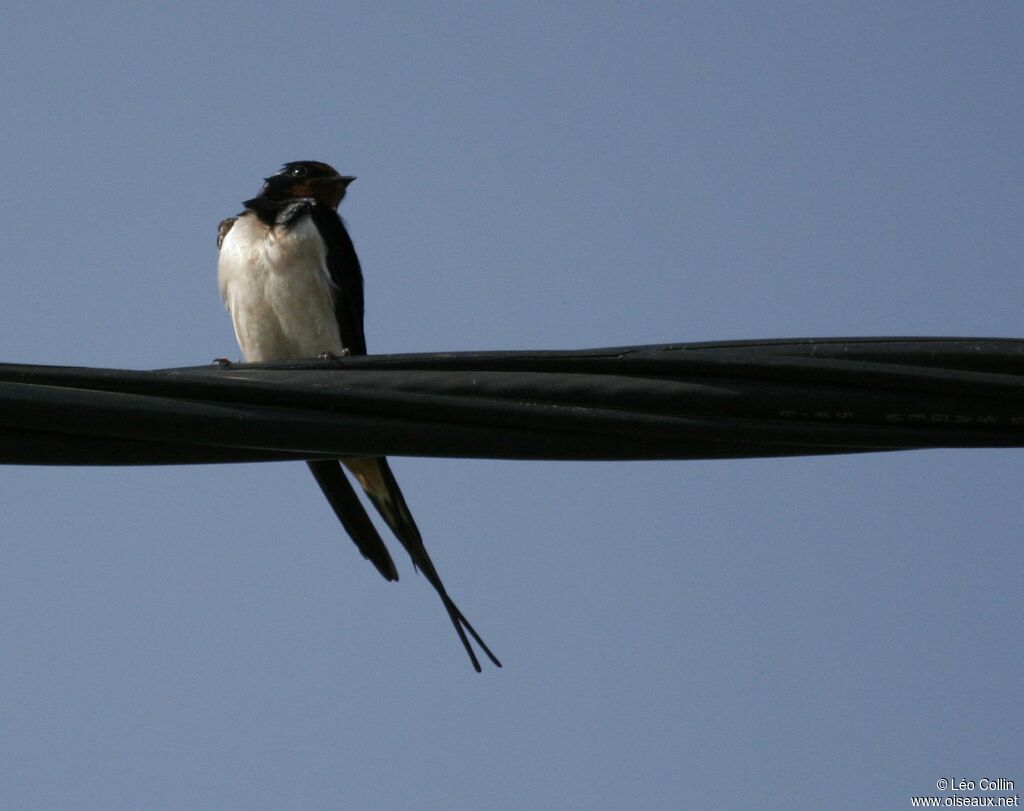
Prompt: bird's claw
<box><xmin>318</xmin><ymin>349</ymin><xmax>351</xmax><ymax>360</ymax></box>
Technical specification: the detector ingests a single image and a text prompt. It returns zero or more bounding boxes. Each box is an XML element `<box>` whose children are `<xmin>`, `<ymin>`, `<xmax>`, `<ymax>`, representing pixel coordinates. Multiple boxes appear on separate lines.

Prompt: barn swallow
<box><xmin>216</xmin><ymin>161</ymin><xmax>500</xmax><ymax>671</ymax></box>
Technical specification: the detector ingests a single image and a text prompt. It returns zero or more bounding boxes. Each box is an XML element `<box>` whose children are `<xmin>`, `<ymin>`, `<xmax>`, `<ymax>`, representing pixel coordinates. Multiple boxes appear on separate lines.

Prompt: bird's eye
<box><xmin>289</xmin><ymin>166</ymin><xmax>308</xmax><ymax>178</ymax></box>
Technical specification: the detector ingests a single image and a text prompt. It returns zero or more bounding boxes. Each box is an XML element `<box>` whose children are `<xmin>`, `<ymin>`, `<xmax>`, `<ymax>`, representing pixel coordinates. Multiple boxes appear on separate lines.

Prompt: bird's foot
<box><xmin>212</xmin><ymin>357</ymin><xmax>235</xmax><ymax>368</ymax></box>
<box><xmin>318</xmin><ymin>349</ymin><xmax>351</xmax><ymax>360</ymax></box>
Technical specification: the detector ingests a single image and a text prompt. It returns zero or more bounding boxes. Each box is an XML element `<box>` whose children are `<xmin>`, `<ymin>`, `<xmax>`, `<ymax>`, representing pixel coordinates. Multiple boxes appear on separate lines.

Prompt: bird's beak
<box><xmin>319</xmin><ymin>174</ymin><xmax>355</xmax><ymax>208</ymax></box>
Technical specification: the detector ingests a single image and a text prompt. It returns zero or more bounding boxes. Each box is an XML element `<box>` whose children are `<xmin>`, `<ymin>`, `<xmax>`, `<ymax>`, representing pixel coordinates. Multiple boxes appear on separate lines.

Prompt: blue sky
<box><xmin>0</xmin><ymin>3</ymin><xmax>1021</xmax><ymax>809</ymax></box>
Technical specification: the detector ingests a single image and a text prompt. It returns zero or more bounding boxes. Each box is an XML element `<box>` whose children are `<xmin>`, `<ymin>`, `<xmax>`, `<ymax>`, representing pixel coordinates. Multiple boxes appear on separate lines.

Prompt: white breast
<box><xmin>217</xmin><ymin>213</ymin><xmax>345</xmax><ymax>362</ymax></box>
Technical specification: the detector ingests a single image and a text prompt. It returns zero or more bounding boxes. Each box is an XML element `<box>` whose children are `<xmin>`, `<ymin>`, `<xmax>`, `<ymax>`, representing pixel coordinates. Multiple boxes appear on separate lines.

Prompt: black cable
<box><xmin>1</xmin><ymin>337</ymin><xmax>1022</xmax><ymax>465</ymax></box>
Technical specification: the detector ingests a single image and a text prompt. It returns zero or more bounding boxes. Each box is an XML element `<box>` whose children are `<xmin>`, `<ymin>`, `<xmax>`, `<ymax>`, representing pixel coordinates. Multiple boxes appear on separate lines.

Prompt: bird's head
<box><xmin>256</xmin><ymin>161</ymin><xmax>355</xmax><ymax>209</ymax></box>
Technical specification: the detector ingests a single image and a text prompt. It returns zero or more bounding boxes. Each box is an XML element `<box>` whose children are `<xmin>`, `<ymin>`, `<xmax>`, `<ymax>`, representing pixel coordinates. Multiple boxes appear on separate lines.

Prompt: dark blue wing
<box><xmin>310</xmin><ymin>205</ymin><xmax>367</xmax><ymax>356</ymax></box>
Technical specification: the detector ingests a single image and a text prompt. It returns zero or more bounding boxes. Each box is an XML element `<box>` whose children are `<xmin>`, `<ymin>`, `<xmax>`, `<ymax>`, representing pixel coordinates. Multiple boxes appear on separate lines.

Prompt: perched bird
<box><xmin>216</xmin><ymin>161</ymin><xmax>500</xmax><ymax>671</ymax></box>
